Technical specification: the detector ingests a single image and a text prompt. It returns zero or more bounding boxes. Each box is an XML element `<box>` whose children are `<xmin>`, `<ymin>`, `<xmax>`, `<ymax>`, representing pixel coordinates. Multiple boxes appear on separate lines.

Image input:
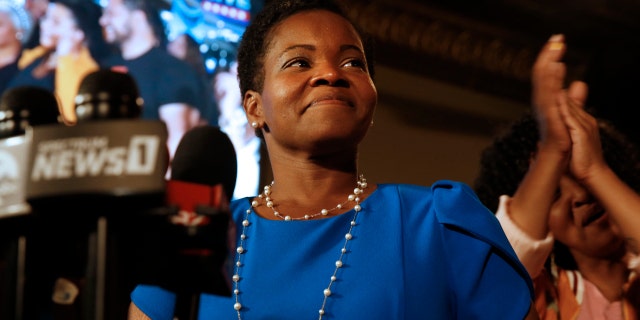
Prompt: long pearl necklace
<box><xmin>232</xmin><ymin>175</ymin><xmax>368</xmax><ymax>319</ymax></box>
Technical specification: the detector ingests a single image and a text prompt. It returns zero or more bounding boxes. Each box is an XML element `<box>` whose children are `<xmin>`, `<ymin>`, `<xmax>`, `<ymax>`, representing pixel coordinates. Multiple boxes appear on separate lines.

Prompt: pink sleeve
<box><xmin>495</xmin><ymin>195</ymin><xmax>554</xmax><ymax>278</ymax></box>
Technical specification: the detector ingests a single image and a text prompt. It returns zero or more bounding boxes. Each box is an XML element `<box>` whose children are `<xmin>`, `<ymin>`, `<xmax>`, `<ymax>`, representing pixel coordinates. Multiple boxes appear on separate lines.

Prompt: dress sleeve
<box><xmin>431</xmin><ymin>180</ymin><xmax>534</xmax><ymax>319</ymax></box>
<box><xmin>495</xmin><ymin>195</ymin><xmax>554</xmax><ymax>278</ymax></box>
<box><xmin>130</xmin><ymin>285</ymin><xmax>176</xmax><ymax>320</ymax></box>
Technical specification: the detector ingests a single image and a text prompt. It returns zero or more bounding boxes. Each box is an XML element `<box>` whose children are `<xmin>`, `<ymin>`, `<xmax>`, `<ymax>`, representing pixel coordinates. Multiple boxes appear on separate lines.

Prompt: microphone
<box><xmin>1</xmin><ymin>86</ymin><xmax>60</xmax><ymax>216</ymax></box>
<box><xmin>25</xmin><ymin>69</ymin><xmax>168</xmax><ymax>211</ymax></box>
<box><xmin>0</xmin><ymin>86</ymin><xmax>60</xmax><ymax>320</ymax></box>
<box><xmin>20</xmin><ymin>70</ymin><xmax>168</xmax><ymax>319</ymax></box>
<box><xmin>0</xmin><ymin>86</ymin><xmax>61</xmax><ymax>138</ymax></box>
<box><xmin>135</xmin><ymin>125</ymin><xmax>238</xmax><ymax>319</ymax></box>
<box><xmin>170</xmin><ymin>125</ymin><xmax>238</xmax><ymax>202</ymax></box>
<box><xmin>73</xmin><ymin>69</ymin><xmax>143</xmax><ymax>123</ymax></box>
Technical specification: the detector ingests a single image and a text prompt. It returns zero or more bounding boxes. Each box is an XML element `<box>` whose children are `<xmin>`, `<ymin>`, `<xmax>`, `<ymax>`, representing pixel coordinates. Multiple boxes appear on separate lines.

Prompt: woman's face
<box><xmin>39</xmin><ymin>3</ymin><xmax>81</xmax><ymax>50</ymax></box>
<box><xmin>250</xmin><ymin>9</ymin><xmax>377</xmax><ymax>154</ymax></box>
<box><xmin>548</xmin><ymin>175</ymin><xmax>625</xmax><ymax>260</ymax></box>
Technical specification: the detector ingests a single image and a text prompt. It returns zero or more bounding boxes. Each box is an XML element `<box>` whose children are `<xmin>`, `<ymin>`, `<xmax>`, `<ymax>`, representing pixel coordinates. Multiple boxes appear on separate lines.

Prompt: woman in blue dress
<box><xmin>128</xmin><ymin>0</ymin><xmax>537</xmax><ymax>319</ymax></box>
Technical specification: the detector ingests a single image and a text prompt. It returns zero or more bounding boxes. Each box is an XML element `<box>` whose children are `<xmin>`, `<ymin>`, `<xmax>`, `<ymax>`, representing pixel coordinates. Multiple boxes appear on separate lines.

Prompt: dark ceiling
<box><xmin>342</xmin><ymin>0</ymin><xmax>640</xmax><ymax>143</ymax></box>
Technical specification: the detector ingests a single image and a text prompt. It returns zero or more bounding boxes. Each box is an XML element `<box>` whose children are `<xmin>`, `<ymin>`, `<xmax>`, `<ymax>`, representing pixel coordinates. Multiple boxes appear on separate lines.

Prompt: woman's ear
<box><xmin>243</xmin><ymin>90</ymin><xmax>267</xmax><ymax>137</ymax></box>
<box><xmin>243</xmin><ymin>90</ymin><xmax>262</xmax><ymax>124</ymax></box>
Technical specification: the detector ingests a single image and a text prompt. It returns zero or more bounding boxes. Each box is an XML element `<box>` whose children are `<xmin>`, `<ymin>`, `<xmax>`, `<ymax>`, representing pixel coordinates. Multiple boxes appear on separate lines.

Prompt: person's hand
<box><xmin>531</xmin><ymin>34</ymin><xmax>573</xmax><ymax>156</ymax></box>
<box><xmin>557</xmin><ymin>78</ymin><xmax>604</xmax><ymax>185</ymax></box>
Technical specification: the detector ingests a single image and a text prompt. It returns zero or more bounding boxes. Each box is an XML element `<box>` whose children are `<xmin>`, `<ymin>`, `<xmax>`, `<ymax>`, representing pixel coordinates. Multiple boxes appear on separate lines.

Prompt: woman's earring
<box><xmin>251</xmin><ymin>121</ymin><xmax>258</xmax><ymax>128</ymax></box>
<box><xmin>15</xmin><ymin>32</ymin><xmax>23</xmax><ymax>41</ymax></box>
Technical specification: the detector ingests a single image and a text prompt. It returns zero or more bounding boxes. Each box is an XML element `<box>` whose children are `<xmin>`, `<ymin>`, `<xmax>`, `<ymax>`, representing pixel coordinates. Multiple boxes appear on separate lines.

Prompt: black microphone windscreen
<box><xmin>171</xmin><ymin>126</ymin><xmax>237</xmax><ymax>201</ymax></box>
<box><xmin>0</xmin><ymin>86</ymin><xmax>60</xmax><ymax>138</ymax></box>
<box><xmin>74</xmin><ymin>69</ymin><xmax>143</xmax><ymax>122</ymax></box>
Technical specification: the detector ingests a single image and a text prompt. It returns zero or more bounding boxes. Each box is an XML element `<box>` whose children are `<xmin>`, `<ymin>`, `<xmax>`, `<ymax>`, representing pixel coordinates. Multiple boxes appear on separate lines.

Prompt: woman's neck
<box><xmin>574</xmin><ymin>253</ymin><xmax>629</xmax><ymax>301</ymax></box>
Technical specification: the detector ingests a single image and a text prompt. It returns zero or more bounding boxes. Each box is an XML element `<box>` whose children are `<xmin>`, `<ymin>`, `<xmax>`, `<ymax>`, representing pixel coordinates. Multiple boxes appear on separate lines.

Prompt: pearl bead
<box><xmin>237</xmin><ymin>246</ymin><xmax>244</xmax><ymax>254</ymax></box>
<box><xmin>234</xmin><ymin>303</ymin><xmax>242</xmax><ymax>310</ymax></box>
<box><xmin>321</xmin><ymin>209</ymin><xmax>328</xmax><ymax>215</ymax></box>
<box><xmin>324</xmin><ymin>289</ymin><xmax>331</xmax><ymax>296</ymax></box>
<box><xmin>319</xmin><ymin>309</ymin><xmax>325</xmax><ymax>315</ymax></box>
<box><xmin>242</xmin><ymin>220</ymin><xmax>249</xmax><ymax>227</ymax></box>
<box><xmin>233</xmin><ymin>275</ymin><xmax>239</xmax><ymax>282</ymax></box>
<box><xmin>251</xmin><ymin>200</ymin><xmax>258</xmax><ymax>207</ymax></box>
<box><xmin>345</xmin><ymin>233</ymin><xmax>352</xmax><ymax>240</ymax></box>
<box><xmin>335</xmin><ymin>260</ymin><xmax>343</xmax><ymax>268</ymax></box>
<box><xmin>331</xmin><ymin>275</ymin><xmax>337</xmax><ymax>281</ymax></box>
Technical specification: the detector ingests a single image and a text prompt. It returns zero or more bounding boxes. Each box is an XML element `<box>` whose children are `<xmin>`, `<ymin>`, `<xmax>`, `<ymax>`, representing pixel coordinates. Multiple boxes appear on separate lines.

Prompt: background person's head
<box><xmin>100</xmin><ymin>0</ymin><xmax>168</xmax><ymax>50</ymax></box>
<box><xmin>0</xmin><ymin>1</ymin><xmax>33</xmax><ymax>48</ymax></box>
<box><xmin>44</xmin><ymin>0</ymin><xmax>109</xmax><ymax>60</ymax></box>
<box><xmin>167</xmin><ymin>32</ymin><xmax>207</xmax><ymax>76</ymax></box>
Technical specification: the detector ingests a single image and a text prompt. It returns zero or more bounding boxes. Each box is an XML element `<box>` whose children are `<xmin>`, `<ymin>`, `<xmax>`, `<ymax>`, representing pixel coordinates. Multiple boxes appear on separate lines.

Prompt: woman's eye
<box><xmin>285</xmin><ymin>59</ymin><xmax>310</xmax><ymax>68</ymax></box>
<box><xmin>343</xmin><ymin>59</ymin><xmax>366</xmax><ymax>69</ymax></box>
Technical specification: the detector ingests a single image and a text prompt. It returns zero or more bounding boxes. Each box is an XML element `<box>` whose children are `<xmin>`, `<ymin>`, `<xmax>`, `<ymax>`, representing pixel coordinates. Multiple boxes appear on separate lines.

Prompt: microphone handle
<box><xmin>123</xmin><ymin>208</ymin><xmax>232</xmax><ymax>319</ymax></box>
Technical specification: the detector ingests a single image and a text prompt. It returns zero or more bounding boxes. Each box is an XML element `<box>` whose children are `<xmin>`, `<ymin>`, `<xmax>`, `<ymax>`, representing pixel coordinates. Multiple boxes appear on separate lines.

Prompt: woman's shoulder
<box><xmin>378</xmin><ymin>179</ymin><xmax>479</xmax><ymax>205</ymax></box>
<box><xmin>381</xmin><ymin>180</ymin><xmax>522</xmax><ymax>257</ymax></box>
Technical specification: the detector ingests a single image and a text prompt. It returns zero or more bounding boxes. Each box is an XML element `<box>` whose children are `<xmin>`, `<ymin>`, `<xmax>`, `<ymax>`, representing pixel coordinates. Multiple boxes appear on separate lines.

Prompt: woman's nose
<box><xmin>572</xmin><ymin>186</ymin><xmax>595</xmax><ymax>208</ymax></box>
<box><xmin>310</xmin><ymin>64</ymin><xmax>348</xmax><ymax>87</ymax></box>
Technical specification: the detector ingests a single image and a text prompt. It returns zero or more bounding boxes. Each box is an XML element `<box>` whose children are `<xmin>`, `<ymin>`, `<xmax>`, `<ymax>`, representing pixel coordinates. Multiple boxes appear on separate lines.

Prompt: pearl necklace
<box><xmin>232</xmin><ymin>175</ymin><xmax>368</xmax><ymax>319</ymax></box>
<box><xmin>261</xmin><ymin>175</ymin><xmax>368</xmax><ymax>221</ymax></box>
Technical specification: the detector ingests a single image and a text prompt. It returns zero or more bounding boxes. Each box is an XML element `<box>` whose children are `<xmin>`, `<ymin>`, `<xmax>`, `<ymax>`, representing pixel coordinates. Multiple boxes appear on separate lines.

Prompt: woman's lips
<box><xmin>582</xmin><ymin>209</ymin><xmax>606</xmax><ymax>227</ymax></box>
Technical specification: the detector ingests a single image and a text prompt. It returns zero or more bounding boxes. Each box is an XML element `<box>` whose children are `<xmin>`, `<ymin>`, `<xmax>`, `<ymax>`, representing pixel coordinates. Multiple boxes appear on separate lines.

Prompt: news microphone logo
<box><xmin>31</xmin><ymin>135</ymin><xmax>160</xmax><ymax>180</ymax></box>
<box><xmin>25</xmin><ymin>120</ymin><xmax>168</xmax><ymax>206</ymax></box>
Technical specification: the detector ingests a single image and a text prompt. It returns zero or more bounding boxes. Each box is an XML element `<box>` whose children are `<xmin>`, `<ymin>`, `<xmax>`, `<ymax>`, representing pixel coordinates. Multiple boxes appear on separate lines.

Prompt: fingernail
<box><xmin>548</xmin><ymin>34</ymin><xmax>564</xmax><ymax>51</ymax></box>
<box><xmin>549</xmin><ymin>34</ymin><xmax>563</xmax><ymax>42</ymax></box>
<box><xmin>549</xmin><ymin>42</ymin><xmax>564</xmax><ymax>51</ymax></box>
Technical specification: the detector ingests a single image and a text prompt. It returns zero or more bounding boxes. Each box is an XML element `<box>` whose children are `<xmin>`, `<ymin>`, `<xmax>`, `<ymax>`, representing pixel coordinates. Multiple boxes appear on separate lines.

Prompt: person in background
<box><xmin>474</xmin><ymin>35</ymin><xmax>640</xmax><ymax>319</ymax></box>
<box><xmin>8</xmin><ymin>0</ymin><xmax>109</xmax><ymax>125</ymax></box>
<box><xmin>0</xmin><ymin>1</ymin><xmax>33</xmax><ymax>96</ymax></box>
<box><xmin>167</xmin><ymin>32</ymin><xmax>218</xmax><ymax>126</ymax></box>
<box><xmin>127</xmin><ymin>0</ymin><xmax>537</xmax><ymax>319</ymax></box>
<box><xmin>99</xmin><ymin>0</ymin><xmax>206</xmax><ymax>162</ymax></box>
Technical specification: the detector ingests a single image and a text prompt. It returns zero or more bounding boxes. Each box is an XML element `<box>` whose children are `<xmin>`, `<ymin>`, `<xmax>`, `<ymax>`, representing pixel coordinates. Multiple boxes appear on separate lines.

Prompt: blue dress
<box><xmin>131</xmin><ymin>180</ymin><xmax>533</xmax><ymax>319</ymax></box>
